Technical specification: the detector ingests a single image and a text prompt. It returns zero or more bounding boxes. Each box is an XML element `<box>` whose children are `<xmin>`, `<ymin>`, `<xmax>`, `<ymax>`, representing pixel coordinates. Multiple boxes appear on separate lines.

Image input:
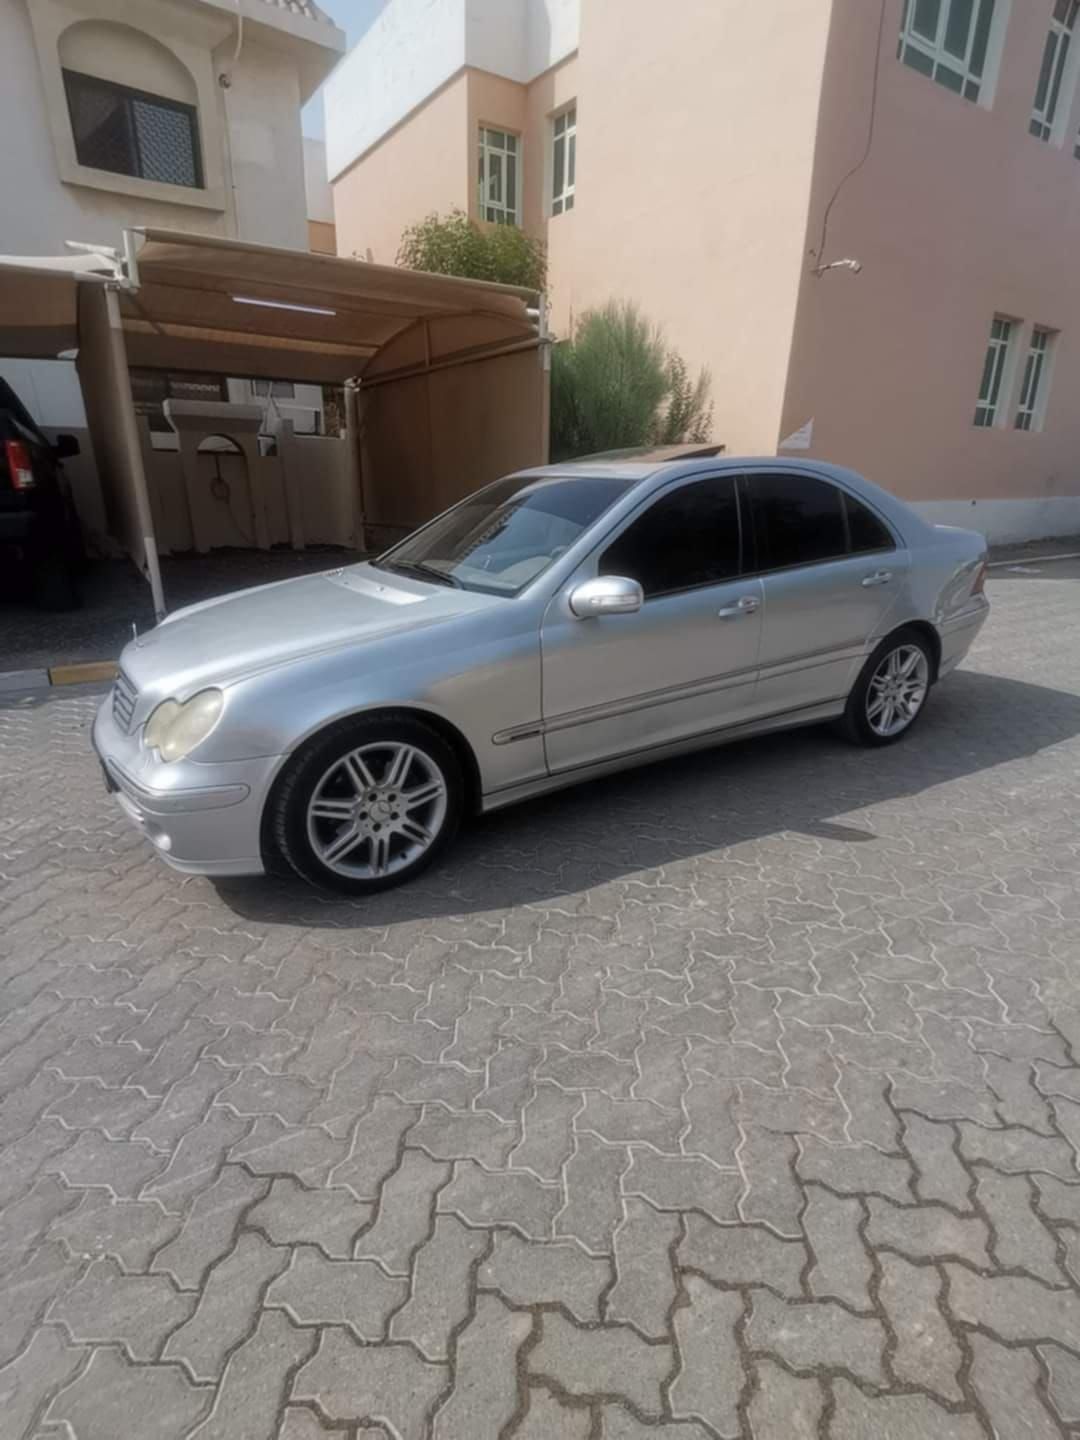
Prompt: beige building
<box><xmin>328</xmin><ymin>0</ymin><xmax>1080</xmax><ymax>542</ymax></box>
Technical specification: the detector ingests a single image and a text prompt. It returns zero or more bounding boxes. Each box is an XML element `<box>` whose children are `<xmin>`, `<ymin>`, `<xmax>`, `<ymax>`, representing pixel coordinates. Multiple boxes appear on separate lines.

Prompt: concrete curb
<box><xmin>987</xmin><ymin>551</ymin><xmax>1080</xmax><ymax>569</ymax></box>
<box><xmin>0</xmin><ymin>660</ymin><xmax>117</xmax><ymax>693</ymax></box>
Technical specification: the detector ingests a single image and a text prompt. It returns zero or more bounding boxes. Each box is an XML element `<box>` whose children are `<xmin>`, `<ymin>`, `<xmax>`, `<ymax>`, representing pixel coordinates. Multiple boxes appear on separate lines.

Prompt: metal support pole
<box><xmin>104</xmin><ymin>285</ymin><xmax>166</xmax><ymax>620</ymax></box>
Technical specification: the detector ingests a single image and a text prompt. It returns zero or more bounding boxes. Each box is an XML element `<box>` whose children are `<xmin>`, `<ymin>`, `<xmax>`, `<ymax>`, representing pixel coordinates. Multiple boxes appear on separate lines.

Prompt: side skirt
<box><xmin>480</xmin><ymin>698</ymin><xmax>847</xmax><ymax>814</ymax></box>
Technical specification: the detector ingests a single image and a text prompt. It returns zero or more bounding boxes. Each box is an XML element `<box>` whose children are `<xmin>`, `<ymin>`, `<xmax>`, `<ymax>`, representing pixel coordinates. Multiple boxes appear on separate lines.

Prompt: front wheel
<box><xmin>270</xmin><ymin>714</ymin><xmax>463</xmax><ymax>894</ymax></box>
<box><xmin>840</xmin><ymin>629</ymin><xmax>934</xmax><ymax>747</ymax></box>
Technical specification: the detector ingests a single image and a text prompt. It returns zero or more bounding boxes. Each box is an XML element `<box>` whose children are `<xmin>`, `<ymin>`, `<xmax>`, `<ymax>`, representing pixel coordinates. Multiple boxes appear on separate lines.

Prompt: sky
<box><xmin>302</xmin><ymin>0</ymin><xmax>386</xmax><ymax>139</ymax></box>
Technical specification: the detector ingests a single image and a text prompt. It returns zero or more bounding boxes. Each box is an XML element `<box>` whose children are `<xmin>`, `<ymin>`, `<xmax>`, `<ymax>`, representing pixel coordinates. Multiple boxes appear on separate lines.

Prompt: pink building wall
<box><xmin>782</xmin><ymin>0</ymin><xmax>1080</xmax><ymax>535</ymax></box>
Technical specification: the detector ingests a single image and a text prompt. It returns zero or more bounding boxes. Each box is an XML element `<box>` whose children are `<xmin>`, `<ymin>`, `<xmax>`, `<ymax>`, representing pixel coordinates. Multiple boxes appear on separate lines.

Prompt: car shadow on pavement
<box><xmin>211</xmin><ymin>666</ymin><xmax>1080</xmax><ymax>930</ymax></box>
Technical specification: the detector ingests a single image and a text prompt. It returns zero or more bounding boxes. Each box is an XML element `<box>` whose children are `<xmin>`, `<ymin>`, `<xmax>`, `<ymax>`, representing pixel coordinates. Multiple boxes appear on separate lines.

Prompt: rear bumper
<box><xmin>92</xmin><ymin>695</ymin><xmax>278</xmax><ymax>877</ymax></box>
<box><xmin>938</xmin><ymin>597</ymin><xmax>990</xmax><ymax>677</ymax></box>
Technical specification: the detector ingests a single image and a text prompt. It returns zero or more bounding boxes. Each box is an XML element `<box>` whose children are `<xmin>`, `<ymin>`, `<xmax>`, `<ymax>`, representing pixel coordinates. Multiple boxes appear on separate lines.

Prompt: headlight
<box><xmin>143</xmin><ymin>689</ymin><xmax>224</xmax><ymax>762</ymax></box>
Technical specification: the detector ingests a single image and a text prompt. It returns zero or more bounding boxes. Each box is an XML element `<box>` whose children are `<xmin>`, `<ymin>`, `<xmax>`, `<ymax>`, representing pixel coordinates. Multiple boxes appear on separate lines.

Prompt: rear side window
<box><xmin>844</xmin><ymin>492</ymin><xmax>895</xmax><ymax>554</ymax></box>
<box><xmin>600</xmin><ymin>475</ymin><xmax>740</xmax><ymax>598</ymax></box>
<box><xmin>749</xmin><ymin>473</ymin><xmax>847</xmax><ymax>571</ymax></box>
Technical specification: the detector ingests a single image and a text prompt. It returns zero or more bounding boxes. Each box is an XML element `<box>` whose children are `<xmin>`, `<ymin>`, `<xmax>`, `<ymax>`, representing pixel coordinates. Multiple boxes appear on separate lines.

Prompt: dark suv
<box><xmin>0</xmin><ymin>378</ymin><xmax>84</xmax><ymax>609</ymax></box>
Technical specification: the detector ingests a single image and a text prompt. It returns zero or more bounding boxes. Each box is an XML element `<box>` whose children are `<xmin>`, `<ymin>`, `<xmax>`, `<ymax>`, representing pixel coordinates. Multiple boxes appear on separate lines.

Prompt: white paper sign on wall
<box><xmin>779</xmin><ymin>419</ymin><xmax>814</xmax><ymax>451</ymax></box>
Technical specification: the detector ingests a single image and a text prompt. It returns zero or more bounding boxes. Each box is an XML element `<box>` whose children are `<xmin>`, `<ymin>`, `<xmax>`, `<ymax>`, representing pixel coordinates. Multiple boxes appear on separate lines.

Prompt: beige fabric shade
<box><xmin>122</xmin><ymin>229</ymin><xmax>541</xmax><ymax>384</ymax></box>
<box><xmin>0</xmin><ymin>266</ymin><xmax>81</xmax><ymax>359</ymax></box>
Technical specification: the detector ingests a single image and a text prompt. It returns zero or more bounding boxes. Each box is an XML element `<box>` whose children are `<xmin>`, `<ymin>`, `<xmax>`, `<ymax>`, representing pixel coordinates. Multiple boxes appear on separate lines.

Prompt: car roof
<box><xmin>526</xmin><ymin>451</ymin><xmax>865</xmax><ymax>486</ymax></box>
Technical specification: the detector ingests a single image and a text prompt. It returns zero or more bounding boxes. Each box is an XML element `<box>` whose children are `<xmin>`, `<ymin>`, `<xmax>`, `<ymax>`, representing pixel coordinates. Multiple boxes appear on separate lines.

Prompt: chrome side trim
<box><xmin>104</xmin><ymin>759</ymin><xmax>250</xmax><ymax>815</ymax></box>
<box><xmin>757</xmin><ymin>641</ymin><xmax>868</xmax><ymax>681</ymax></box>
<box><xmin>483</xmin><ymin>697</ymin><xmax>848</xmax><ymax>812</ymax></box>
<box><xmin>494</xmin><ymin>664</ymin><xmax>760</xmax><ymax>746</ymax></box>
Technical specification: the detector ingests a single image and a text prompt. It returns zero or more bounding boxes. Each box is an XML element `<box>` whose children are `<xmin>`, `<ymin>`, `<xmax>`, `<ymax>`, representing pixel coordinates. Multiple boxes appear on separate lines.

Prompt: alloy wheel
<box><xmin>865</xmin><ymin>644</ymin><xmax>930</xmax><ymax>739</ymax></box>
<box><xmin>305</xmin><ymin>741</ymin><xmax>448</xmax><ymax>880</ymax></box>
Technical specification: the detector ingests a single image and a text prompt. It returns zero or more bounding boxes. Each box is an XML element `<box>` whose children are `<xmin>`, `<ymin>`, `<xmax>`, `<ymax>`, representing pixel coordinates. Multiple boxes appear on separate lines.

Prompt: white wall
<box><xmin>303</xmin><ymin>136</ymin><xmax>334</xmax><ymax>222</ymax></box>
<box><xmin>325</xmin><ymin>0</ymin><xmax>579</xmax><ymax>179</ymax></box>
<box><xmin>914</xmin><ymin>499</ymin><xmax>1080</xmax><ymax>546</ymax></box>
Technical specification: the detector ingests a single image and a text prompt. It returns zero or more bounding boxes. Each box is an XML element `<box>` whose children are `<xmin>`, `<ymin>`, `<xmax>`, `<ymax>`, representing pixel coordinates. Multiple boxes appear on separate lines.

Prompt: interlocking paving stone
<box><xmin>432</xmin><ymin>1293</ymin><xmax>531</xmax><ymax>1440</ymax></box>
<box><xmin>353</xmin><ymin>1149</ymin><xmax>450</xmax><ymax>1272</ymax></box>
<box><xmin>679</xmin><ymin>1212</ymin><xmax>805</xmax><ymax>1297</ymax></box>
<box><xmin>606</xmin><ymin>1199</ymin><xmax>680</xmax><ymax>1337</ymax></box>
<box><xmin>1040</xmin><ymin>1343</ymin><xmax>1080</xmax><ymax>1425</ymax></box>
<box><xmin>878</xmin><ymin>1250</ymin><xmax>963</xmax><ymax>1402</ymax></box>
<box><xmin>865</xmin><ymin>1194</ymin><xmax>991</xmax><ymax>1266</ymax></box>
<box><xmin>515</xmin><ymin>1387</ymin><xmax>591</xmax><ymax>1439</ymax></box>
<box><xmin>0</xmin><ymin>1324</ymin><xmax>87</xmax><ymax>1439</ymax></box>
<box><xmin>976</xmin><ymin>1167</ymin><xmax>1063</xmax><ymax>1283</ymax></box>
<box><xmin>899</xmin><ymin>1112</ymin><xmax>973</xmax><ymax>1209</ymax></box>
<box><xmin>265</xmin><ymin>1245</ymin><xmax>407</xmax><ymax>1338</ymax></box>
<box><xmin>946</xmin><ymin>1265</ymin><xmax>1080</xmax><ymax>1349</ymax></box>
<box><xmin>48</xmin><ymin>1255</ymin><xmax>195</xmax><ymax>1361</ymax></box>
<box><xmin>479</xmin><ymin>1231</ymin><xmax>610</xmax><ymax>1323</ymax></box>
<box><xmin>745</xmin><ymin>1358</ymin><xmax>824</xmax><ymax>1439</ymax></box>
<box><xmin>7</xmin><ymin>579</ymin><xmax>1080</xmax><ymax>1436</ymax></box>
<box><xmin>969</xmin><ymin>1331</ymin><xmax>1062</xmax><ymax>1440</ymax></box>
<box><xmin>745</xmin><ymin>1289</ymin><xmax>886</xmax><ymax>1386</ymax></box>
<box><xmin>802</xmin><ymin>1186</ymin><xmax>872</xmax><ymax>1310</ymax></box>
<box><xmin>669</xmin><ymin>1275</ymin><xmax>743</xmax><ymax>1436</ymax></box>
<box><xmin>152</xmin><ymin>1164</ymin><xmax>268</xmax><ymax>1288</ymax></box>
<box><xmin>246</xmin><ymin>1176</ymin><xmax>371</xmax><ymax>1258</ymax></box>
<box><xmin>829</xmin><ymin>1377</ymin><xmax>985</xmax><ymax>1440</ymax></box>
<box><xmin>292</xmin><ymin>1330</ymin><xmax>447</xmax><ymax>1438</ymax></box>
<box><xmin>44</xmin><ymin>1346</ymin><xmax>212</xmax><ymax>1440</ymax></box>
<box><xmin>530</xmin><ymin>1312</ymin><xmax>672</xmax><ymax>1417</ymax></box>
<box><xmin>185</xmin><ymin>1311</ymin><xmax>316</xmax><ymax>1440</ymax></box>
<box><xmin>162</xmin><ymin>1233</ymin><xmax>288</xmax><ymax>1380</ymax></box>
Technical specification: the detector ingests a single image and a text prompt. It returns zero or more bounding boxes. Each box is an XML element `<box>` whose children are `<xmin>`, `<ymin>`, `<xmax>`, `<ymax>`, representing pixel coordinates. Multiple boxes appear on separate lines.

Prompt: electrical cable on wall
<box><xmin>811</xmin><ymin>0</ymin><xmax>889</xmax><ymax>275</ymax></box>
<box><xmin>218</xmin><ymin>0</ymin><xmax>245</xmax><ymax>238</ymax></box>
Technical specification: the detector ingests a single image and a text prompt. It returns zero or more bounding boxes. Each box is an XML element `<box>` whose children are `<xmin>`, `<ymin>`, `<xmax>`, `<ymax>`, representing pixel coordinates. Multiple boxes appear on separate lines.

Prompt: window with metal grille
<box><xmin>1031</xmin><ymin>0</ymin><xmax>1080</xmax><ymax>142</ymax></box>
<box><xmin>130</xmin><ymin>370</ymin><xmax>227</xmax><ymax>433</ymax></box>
<box><xmin>1015</xmin><ymin>328</ymin><xmax>1054</xmax><ymax>431</ymax></box>
<box><xmin>898</xmin><ymin>0</ymin><xmax>999</xmax><ymax>103</ymax></box>
<box><xmin>974</xmin><ymin>317</ymin><xmax>1014</xmax><ymax>428</ymax></box>
<box><xmin>478</xmin><ymin>127</ymin><xmax>520</xmax><ymax>226</ymax></box>
<box><xmin>63</xmin><ymin>69</ymin><xmax>202</xmax><ymax>188</ymax></box>
<box><xmin>551</xmin><ymin>106</ymin><xmax>576</xmax><ymax>216</ymax></box>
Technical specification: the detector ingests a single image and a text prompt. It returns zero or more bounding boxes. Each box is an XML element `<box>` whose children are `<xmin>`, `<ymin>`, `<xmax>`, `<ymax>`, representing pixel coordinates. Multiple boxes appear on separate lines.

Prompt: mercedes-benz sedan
<box><xmin>93</xmin><ymin>451</ymin><xmax>989</xmax><ymax>893</ymax></box>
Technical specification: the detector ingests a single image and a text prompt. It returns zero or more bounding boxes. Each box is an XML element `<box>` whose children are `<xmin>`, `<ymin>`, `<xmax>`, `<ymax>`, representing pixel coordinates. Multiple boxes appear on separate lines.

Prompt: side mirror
<box><xmin>569</xmin><ymin>575</ymin><xmax>644</xmax><ymax>619</ymax></box>
<box><xmin>53</xmin><ymin>433</ymin><xmax>80</xmax><ymax>460</ymax></box>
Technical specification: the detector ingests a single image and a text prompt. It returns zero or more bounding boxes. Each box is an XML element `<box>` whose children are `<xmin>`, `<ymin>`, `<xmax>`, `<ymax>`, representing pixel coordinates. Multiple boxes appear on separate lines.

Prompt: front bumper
<box><xmin>92</xmin><ymin>694</ymin><xmax>282</xmax><ymax>877</ymax></box>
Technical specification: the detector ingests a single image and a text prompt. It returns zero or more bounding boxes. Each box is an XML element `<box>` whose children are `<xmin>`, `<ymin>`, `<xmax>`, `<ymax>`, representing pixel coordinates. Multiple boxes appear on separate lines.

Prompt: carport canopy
<box><xmin>121</xmin><ymin>228</ymin><xmax>541</xmax><ymax>385</ymax></box>
<box><xmin>0</xmin><ymin>230</ymin><xmax>545</xmax><ymax>618</ymax></box>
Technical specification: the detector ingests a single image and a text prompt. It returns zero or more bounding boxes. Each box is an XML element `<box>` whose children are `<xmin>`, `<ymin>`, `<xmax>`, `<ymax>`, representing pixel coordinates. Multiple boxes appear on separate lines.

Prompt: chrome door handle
<box><xmin>717</xmin><ymin>596</ymin><xmax>760</xmax><ymax>618</ymax></box>
<box><xmin>861</xmin><ymin>570</ymin><xmax>893</xmax><ymax>588</ymax></box>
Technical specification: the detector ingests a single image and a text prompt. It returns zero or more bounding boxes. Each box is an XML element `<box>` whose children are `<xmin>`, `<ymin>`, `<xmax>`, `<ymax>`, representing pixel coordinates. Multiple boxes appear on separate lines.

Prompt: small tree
<box><xmin>551</xmin><ymin>301</ymin><xmax>714</xmax><ymax>461</ymax></box>
<box><xmin>396</xmin><ymin>209</ymin><xmax>547</xmax><ymax>291</ymax></box>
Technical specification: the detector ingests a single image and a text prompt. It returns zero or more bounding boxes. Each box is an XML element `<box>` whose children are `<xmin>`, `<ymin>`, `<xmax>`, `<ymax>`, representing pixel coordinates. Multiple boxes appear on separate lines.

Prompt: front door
<box><xmin>745</xmin><ymin>470</ymin><xmax>909</xmax><ymax>715</ymax></box>
<box><xmin>540</xmin><ymin>473</ymin><xmax>764</xmax><ymax>774</ymax></box>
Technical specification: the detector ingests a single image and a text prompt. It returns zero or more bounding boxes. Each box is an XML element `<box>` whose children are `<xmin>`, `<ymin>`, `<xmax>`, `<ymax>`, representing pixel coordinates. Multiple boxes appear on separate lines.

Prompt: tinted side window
<box><xmin>600</xmin><ymin>476</ymin><xmax>740</xmax><ymax>598</ymax></box>
<box><xmin>845</xmin><ymin>493</ymin><xmax>895</xmax><ymax>554</ymax></box>
<box><xmin>750</xmin><ymin>474</ymin><xmax>847</xmax><ymax>571</ymax></box>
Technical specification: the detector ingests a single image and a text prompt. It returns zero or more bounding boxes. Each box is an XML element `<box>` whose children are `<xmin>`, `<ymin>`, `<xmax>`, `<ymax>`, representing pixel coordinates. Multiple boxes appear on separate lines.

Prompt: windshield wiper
<box><xmin>377</xmin><ymin>559</ymin><xmax>462</xmax><ymax>589</ymax></box>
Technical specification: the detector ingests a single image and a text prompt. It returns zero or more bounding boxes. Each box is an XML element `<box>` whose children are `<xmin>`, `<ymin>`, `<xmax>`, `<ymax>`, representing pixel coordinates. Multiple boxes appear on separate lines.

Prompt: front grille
<box><xmin>112</xmin><ymin>670</ymin><xmax>138</xmax><ymax>734</ymax></box>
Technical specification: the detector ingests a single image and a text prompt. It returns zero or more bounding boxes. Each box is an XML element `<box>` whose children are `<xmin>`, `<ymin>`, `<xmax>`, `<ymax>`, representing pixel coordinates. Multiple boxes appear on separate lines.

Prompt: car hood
<box><xmin>119</xmin><ymin>564</ymin><xmax>495</xmax><ymax>699</ymax></box>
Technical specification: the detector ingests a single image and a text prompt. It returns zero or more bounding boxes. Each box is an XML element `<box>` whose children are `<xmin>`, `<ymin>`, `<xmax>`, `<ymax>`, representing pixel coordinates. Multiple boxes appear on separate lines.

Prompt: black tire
<box><xmin>270</xmin><ymin>712</ymin><xmax>463</xmax><ymax>894</ymax></box>
<box><xmin>839</xmin><ymin>626</ymin><xmax>935</xmax><ymax>748</ymax></box>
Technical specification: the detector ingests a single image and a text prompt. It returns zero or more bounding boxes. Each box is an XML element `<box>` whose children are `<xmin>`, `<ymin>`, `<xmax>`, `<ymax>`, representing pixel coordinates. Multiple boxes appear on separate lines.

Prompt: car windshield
<box><xmin>372</xmin><ymin>473</ymin><xmax>635</xmax><ymax>595</ymax></box>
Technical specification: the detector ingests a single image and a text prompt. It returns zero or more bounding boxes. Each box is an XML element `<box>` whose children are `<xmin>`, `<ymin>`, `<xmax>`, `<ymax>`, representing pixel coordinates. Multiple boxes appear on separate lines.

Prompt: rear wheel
<box><xmin>271</xmin><ymin>714</ymin><xmax>463</xmax><ymax>894</ymax></box>
<box><xmin>840</xmin><ymin>628</ymin><xmax>934</xmax><ymax>747</ymax></box>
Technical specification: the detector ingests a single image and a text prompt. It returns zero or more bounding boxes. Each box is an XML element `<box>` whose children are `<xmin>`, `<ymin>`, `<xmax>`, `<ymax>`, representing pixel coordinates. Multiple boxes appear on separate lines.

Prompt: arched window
<box><xmin>59</xmin><ymin>21</ymin><xmax>202</xmax><ymax>188</ymax></box>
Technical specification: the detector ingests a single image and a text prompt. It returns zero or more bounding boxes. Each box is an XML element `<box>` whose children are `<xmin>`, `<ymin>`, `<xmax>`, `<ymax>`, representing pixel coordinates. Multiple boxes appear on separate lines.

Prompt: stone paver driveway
<box><xmin>2</xmin><ymin>564</ymin><xmax>1080</xmax><ymax>1439</ymax></box>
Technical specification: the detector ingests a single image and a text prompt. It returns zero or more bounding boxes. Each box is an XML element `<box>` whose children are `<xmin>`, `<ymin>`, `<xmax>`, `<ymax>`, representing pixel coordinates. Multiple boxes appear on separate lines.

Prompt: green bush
<box><xmin>551</xmin><ymin>301</ymin><xmax>713</xmax><ymax>462</ymax></box>
<box><xmin>396</xmin><ymin>209</ymin><xmax>547</xmax><ymax>292</ymax></box>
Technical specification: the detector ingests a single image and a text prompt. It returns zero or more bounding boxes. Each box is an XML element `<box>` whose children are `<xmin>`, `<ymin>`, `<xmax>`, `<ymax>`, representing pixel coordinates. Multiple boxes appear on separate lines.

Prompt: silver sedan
<box><xmin>93</xmin><ymin>451</ymin><xmax>989</xmax><ymax>893</ymax></box>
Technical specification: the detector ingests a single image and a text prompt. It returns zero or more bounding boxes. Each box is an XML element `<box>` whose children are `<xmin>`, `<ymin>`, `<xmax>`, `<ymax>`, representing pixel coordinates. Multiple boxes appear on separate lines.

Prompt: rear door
<box><xmin>745</xmin><ymin>470</ymin><xmax>909</xmax><ymax>715</ymax></box>
<box><xmin>540</xmin><ymin>472</ymin><xmax>764</xmax><ymax>774</ymax></box>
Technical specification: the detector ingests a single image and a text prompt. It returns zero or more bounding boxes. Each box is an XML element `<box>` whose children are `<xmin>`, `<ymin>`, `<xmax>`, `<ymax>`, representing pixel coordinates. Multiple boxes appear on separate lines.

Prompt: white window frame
<box><xmin>478</xmin><ymin>126</ymin><xmax>521</xmax><ymax>227</ymax></box>
<box><xmin>550</xmin><ymin>105</ymin><xmax>576</xmax><ymax>217</ymax></box>
<box><xmin>1015</xmin><ymin>327</ymin><xmax>1057</xmax><ymax>431</ymax></box>
<box><xmin>1031</xmin><ymin>0</ymin><xmax>1080</xmax><ymax>144</ymax></box>
<box><xmin>974</xmin><ymin>316</ymin><xmax>1018</xmax><ymax>429</ymax></box>
<box><xmin>898</xmin><ymin>0</ymin><xmax>1004</xmax><ymax>106</ymax></box>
